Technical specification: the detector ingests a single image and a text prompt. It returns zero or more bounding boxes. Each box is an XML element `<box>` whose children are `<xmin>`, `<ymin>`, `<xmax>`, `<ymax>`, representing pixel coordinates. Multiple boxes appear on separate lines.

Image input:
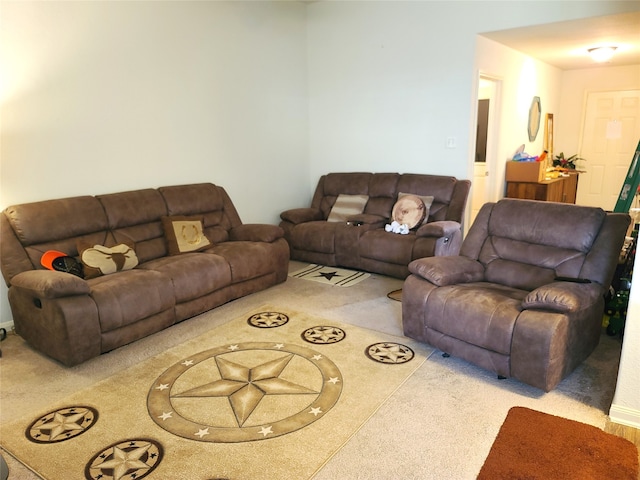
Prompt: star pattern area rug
<box><xmin>289</xmin><ymin>264</ymin><xmax>371</xmax><ymax>287</ymax></box>
<box><xmin>0</xmin><ymin>307</ymin><xmax>432</xmax><ymax>480</ymax></box>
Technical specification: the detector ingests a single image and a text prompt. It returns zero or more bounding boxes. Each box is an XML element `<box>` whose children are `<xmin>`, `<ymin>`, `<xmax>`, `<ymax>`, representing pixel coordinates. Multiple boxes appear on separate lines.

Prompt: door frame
<box><xmin>466</xmin><ymin>73</ymin><xmax>502</xmax><ymax>233</ymax></box>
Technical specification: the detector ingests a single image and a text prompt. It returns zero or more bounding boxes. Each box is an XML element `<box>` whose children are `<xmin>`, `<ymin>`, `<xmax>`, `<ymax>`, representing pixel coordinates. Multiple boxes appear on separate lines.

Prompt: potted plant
<box><xmin>553</xmin><ymin>152</ymin><xmax>585</xmax><ymax>170</ymax></box>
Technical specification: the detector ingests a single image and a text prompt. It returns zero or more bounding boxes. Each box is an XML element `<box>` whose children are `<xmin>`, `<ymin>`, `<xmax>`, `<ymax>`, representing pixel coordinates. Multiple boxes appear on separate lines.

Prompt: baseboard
<box><xmin>609</xmin><ymin>404</ymin><xmax>640</xmax><ymax>429</ymax></box>
<box><xmin>0</xmin><ymin>320</ymin><xmax>14</xmax><ymax>333</ymax></box>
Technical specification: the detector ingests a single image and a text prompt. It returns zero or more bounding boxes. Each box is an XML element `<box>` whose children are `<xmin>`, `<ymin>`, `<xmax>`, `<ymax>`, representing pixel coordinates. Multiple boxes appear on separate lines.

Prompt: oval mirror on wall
<box><xmin>528</xmin><ymin>96</ymin><xmax>541</xmax><ymax>142</ymax></box>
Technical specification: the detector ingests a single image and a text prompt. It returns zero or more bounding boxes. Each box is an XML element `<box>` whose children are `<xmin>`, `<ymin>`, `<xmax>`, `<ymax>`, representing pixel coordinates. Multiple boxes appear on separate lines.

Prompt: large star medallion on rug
<box><xmin>147</xmin><ymin>341</ymin><xmax>342</xmax><ymax>443</ymax></box>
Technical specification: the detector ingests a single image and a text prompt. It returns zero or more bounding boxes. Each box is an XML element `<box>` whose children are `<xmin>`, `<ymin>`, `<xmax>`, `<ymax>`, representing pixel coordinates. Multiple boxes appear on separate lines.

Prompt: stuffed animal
<box><xmin>385</xmin><ymin>221</ymin><xmax>410</xmax><ymax>235</ymax></box>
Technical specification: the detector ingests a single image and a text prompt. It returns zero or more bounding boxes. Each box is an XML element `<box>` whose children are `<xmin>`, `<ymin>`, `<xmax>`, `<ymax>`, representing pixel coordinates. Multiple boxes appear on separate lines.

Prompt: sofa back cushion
<box><xmin>97</xmin><ymin>189</ymin><xmax>169</xmax><ymax>264</ymax></box>
<box><xmin>2</xmin><ymin>196</ymin><xmax>110</xmax><ymax>275</ymax></box>
<box><xmin>396</xmin><ymin>174</ymin><xmax>460</xmax><ymax>222</ymax></box>
<box><xmin>312</xmin><ymin>173</ymin><xmax>468</xmax><ymax>224</ymax></box>
<box><xmin>464</xmin><ymin>199</ymin><xmax>607</xmax><ymax>290</ymax></box>
<box><xmin>317</xmin><ymin>173</ymin><xmax>375</xmax><ymax>219</ymax></box>
<box><xmin>0</xmin><ymin>183</ymin><xmax>248</xmax><ymax>285</ymax></box>
<box><xmin>159</xmin><ymin>183</ymin><xmax>242</xmax><ymax>244</ymax></box>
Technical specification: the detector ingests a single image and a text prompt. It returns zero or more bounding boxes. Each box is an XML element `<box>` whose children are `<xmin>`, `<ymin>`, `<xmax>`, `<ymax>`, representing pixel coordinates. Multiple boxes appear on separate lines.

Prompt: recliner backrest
<box><xmin>461</xmin><ymin>199</ymin><xmax>620</xmax><ymax>291</ymax></box>
<box><xmin>310</xmin><ymin>172</ymin><xmax>469</xmax><ymax>224</ymax></box>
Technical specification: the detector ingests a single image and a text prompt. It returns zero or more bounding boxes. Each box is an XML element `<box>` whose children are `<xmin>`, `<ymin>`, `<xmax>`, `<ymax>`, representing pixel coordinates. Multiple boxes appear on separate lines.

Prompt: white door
<box><xmin>576</xmin><ymin>90</ymin><xmax>640</xmax><ymax>210</ymax></box>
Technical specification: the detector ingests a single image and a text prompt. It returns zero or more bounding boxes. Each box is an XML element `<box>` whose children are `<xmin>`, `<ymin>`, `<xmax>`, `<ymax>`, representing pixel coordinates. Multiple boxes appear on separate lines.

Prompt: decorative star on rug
<box><xmin>247</xmin><ymin>311</ymin><xmax>289</xmax><ymax>328</ymax></box>
<box><xmin>27</xmin><ymin>406</ymin><xmax>98</xmax><ymax>444</ymax></box>
<box><xmin>176</xmin><ymin>354</ymin><xmax>318</xmax><ymax>426</ymax></box>
<box><xmin>85</xmin><ymin>438</ymin><xmax>163</xmax><ymax>480</ymax></box>
<box><xmin>147</xmin><ymin>341</ymin><xmax>343</xmax><ymax>442</ymax></box>
<box><xmin>365</xmin><ymin>342</ymin><xmax>415</xmax><ymax>364</ymax></box>
<box><xmin>316</xmin><ymin>270</ymin><xmax>340</xmax><ymax>280</ymax></box>
<box><xmin>302</xmin><ymin>326</ymin><xmax>346</xmax><ymax>344</ymax></box>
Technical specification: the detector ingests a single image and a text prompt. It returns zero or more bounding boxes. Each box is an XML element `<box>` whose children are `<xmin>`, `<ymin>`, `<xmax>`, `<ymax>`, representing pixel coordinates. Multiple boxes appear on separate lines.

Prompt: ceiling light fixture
<box><xmin>588</xmin><ymin>46</ymin><xmax>617</xmax><ymax>63</ymax></box>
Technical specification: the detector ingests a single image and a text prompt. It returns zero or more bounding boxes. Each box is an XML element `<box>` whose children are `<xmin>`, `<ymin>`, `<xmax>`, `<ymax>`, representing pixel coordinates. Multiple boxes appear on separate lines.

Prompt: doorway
<box><xmin>469</xmin><ymin>75</ymin><xmax>501</xmax><ymax>230</ymax></box>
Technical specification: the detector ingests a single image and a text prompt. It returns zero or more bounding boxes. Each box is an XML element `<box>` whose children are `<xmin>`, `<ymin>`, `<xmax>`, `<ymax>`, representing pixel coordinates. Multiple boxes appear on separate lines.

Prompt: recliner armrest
<box><xmin>10</xmin><ymin>270</ymin><xmax>90</xmax><ymax>299</ymax></box>
<box><xmin>522</xmin><ymin>281</ymin><xmax>603</xmax><ymax>313</ymax></box>
<box><xmin>229</xmin><ymin>224</ymin><xmax>284</xmax><ymax>243</ymax></box>
<box><xmin>280</xmin><ymin>208</ymin><xmax>323</xmax><ymax>224</ymax></box>
<box><xmin>408</xmin><ymin>256</ymin><xmax>485</xmax><ymax>286</ymax></box>
<box><xmin>415</xmin><ymin>220</ymin><xmax>461</xmax><ymax>238</ymax></box>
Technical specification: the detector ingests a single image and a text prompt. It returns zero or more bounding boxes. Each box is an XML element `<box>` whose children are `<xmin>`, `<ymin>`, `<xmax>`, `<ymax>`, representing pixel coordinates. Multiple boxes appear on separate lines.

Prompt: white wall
<box><xmin>611</xmin><ymin>250</ymin><xmax>640</xmax><ymax>428</ymax></box>
<box><xmin>475</xmin><ymin>36</ymin><xmax>562</xmax><ymax>202</ymax></box>
<box><xmin>1</xmin><ymin>1</ymin><xmax>308</xmax><ymax>324</ymax></box>
<box><xmin>1</xmin><ymin>1</ymin><xmax>309</xmax><ymax>218</ymax></box>
<box><xmin>558</xmin><ymin>64</ymin><xmax>640</xmax><ymax>156</ymax></box>
<box><xmin>305</xmin><ymin>0</ymin><xmax>638</xmax><ymax>183</ymax></box>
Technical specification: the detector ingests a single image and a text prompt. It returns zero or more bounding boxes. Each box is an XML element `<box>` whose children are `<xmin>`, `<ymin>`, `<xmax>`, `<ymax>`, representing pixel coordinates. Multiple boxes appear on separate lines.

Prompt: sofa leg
<box><xmin>442</xmin><ymin>352</ymin><xmax>450</xmax><ymax>358</ymax></box>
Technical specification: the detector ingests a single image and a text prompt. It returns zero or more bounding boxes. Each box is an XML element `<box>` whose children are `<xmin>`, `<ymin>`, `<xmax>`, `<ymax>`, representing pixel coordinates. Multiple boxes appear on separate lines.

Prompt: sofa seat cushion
<box><xmin>288</xmin><ymin>221</ymin><xmax>343</xmax><ymax>254</ymax></box>
<box><xmin>211</xmin><ymin>241</ymin><xmax>282</xmax><ymax>283</ymax></box>
<box><xmin>141</xmin><ymin>253</ymin><xmax>232</xmax><ymax>303</ymax></box>
<box><xmin>87</xmin><ymin>269</ymin><xmax>175</xmax><ymax>333</ymax></box>
<box><xmin>425</xmin><ymin>282</ymin><xmax>528</xmax><ymax>355</ymax></box>
<box><xmin>358</xmin><ymin>230</ymin><xmax>417</xmax><ymax>265</ymax></box>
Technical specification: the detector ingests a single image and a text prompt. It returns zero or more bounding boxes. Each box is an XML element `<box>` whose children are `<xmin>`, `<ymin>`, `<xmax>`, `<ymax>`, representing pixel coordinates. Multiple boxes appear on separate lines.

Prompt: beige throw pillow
<box><xmin>327</xmin><ymin>194</ymin><xmax>369</xmax><ymax>223</ymax></box>
<box><xmin>162</xmin><ymin>215</ymin><xmax>212</xmax><ymax>255</ymax></box>
<box><xmin>80</xmin><ymin>244</ymin><xmax>139</xmax><ymax>279</ymax></box>
<box><xmin>399</xmin><ymin>192</ymin><xmax>434</xmax><ymax>226</ymax></box>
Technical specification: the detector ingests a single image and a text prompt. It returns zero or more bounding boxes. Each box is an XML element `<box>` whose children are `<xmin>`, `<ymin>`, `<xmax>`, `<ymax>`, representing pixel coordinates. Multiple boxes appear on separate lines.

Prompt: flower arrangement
<box><xmin>552</xmin><ymin>152</ymin><xmax>584</xmax><ymax>170</ymax></box>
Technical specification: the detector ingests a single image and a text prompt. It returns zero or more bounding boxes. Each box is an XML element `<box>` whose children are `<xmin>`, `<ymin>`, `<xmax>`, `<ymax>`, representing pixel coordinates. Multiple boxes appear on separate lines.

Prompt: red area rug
<box><xmin>478</xmin><ymin>406</ymin><xmax>639</xmax><ymax>480</ymax></box>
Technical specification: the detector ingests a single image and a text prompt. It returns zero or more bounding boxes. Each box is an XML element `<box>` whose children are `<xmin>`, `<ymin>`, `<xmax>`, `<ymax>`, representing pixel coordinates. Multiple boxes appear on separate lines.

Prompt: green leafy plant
<box><xmin>552</xmin><ymin>152</ymin><xmax>585</xmax><ymax>170</ymax></box>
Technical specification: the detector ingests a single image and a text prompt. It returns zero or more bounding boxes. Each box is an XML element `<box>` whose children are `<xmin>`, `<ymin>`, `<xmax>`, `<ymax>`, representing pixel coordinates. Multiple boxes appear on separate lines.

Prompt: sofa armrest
<box><xmin>522</xmin><ymin>281</ymin><xmax>602</xmax><ymax>313</ymax></box>
<box><xmin>10</xmin><ymin>270</ymin><xmax>90</xmax><ymax>299</ymax></box>
<box><xmin>229</xmin><ymin>224</ymin><xmax>284</xmax><ymax>243</ymax></box>
<box><xmin>408</xmin><ymin>256</ymin><xmax>485</xmax><ymax>286</ymax></box>
<box><xmin>415</xmin><ymin>220</ymin><xmax>461</xmax><ymax>238</ymax></box>
<box><xmin>280</xmin><ymin>208</ymin><xmax>323</xmax><ymax>224</ymax></box>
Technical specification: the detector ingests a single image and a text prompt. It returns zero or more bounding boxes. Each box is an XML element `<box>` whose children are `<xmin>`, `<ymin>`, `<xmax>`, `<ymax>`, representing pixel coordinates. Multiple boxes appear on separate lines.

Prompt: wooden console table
<box><xmin>506</xmin><ymin>172</ymin><xmax>579</xmax><ymax>204</ymax></box>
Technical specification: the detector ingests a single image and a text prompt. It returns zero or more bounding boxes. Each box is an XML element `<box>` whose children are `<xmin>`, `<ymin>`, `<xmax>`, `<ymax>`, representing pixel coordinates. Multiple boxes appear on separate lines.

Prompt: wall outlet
<box><xmin>446</xmin><ymin>137</ymin><xmax>456</xmax><ymax>148</ymax></box>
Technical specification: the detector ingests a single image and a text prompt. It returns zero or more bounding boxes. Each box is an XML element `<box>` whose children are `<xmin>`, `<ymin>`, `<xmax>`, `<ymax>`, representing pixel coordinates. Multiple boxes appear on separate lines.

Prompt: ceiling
<box><xmin>481</xmin><ymin>11</ymin><xmax>640</xmax><ymax>70</ymax></box>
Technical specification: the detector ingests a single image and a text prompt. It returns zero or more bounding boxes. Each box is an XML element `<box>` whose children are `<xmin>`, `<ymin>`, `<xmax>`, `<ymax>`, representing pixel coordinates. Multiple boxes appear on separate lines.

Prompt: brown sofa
<box><xmin>279</xmin><ymin>172</ymin><xmax>471</xmax><ymax>278</ymax></box>
<box><xmin>402</xmin><ymin>198</ymin><xmax>629</xmax><ymax>391</ymax></box>
<box><xmin>0</xmin><ymin>183</ymin><xmax>289</xmax><ymax>366</ymax></box>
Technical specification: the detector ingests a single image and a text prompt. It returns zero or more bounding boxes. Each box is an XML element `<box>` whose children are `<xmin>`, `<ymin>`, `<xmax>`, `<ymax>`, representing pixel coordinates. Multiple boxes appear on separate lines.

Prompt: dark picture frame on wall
<box><xmin>544</xmin><ymin>113</ymin><xmax>554</xmax><ymax>157</ymax></box>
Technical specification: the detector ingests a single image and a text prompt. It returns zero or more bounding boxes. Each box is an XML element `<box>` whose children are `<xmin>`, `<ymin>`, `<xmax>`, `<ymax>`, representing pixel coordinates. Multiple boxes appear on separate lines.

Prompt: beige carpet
<box><xmin>0</xmin><ymin>261</ymin><xmax>629</xmax><ymax>479</ymax></box>
<box><xmin>0</xmin><ymin>305</ymin><xmax>431</xmax><ymax>480</ymax></box>
<box><xmin>289</xmin><ymin>264</ymin><xmax>371</xmax><ymax>287</ymax></box>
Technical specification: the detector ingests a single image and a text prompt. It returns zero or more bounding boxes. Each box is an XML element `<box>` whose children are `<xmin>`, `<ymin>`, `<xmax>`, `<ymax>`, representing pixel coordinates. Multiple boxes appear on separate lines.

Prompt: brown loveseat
<box><xmin>402</xmin><ymin>198</ymin><xmax>629</xmax><ymax>391</ymax></box>
<box><xmin>0</xmin><ymin>183</ymin><xmax>289</xmax><ymax>366</ymax></box>
<box><xmin>279</xmin><ymin>172</ymin><xmax>471</xmax><ymax>279</ymax></box>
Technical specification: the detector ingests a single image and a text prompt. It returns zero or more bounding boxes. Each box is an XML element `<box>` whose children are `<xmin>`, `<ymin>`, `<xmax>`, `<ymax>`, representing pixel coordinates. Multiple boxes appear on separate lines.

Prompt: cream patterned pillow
<box><xmin>162</xmin><ymin>215</ymin><xmax>212</xmax><ymax>255</ymax></box>
<box><xmin>80</xmin><ymin>244</ymin><xmax>139</xmax><ymax>279</ymax></box>
<box><xmin>327</xmin><ymin>194</ymin><xmax>369</xmax><ymax>223</ymax></box>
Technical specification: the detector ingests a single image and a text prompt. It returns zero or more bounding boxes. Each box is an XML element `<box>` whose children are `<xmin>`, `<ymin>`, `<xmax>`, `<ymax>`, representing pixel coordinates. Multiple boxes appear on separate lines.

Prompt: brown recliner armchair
<box><xmin>402</xmin><ymin>198</ymin><xmax>630</xmax><ymax>391</ymax></box>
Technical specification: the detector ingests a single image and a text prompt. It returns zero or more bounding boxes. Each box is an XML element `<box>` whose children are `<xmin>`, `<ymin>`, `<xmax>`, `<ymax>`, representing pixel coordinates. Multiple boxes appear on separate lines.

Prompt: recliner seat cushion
<box><xmin>288</xmin><ymin>221</ymin><xmax>342</xmax><ymax>254</ymax></box>
<box><xmin>358</xmin><ymin>230</ymin><xmax>416</xmax><ymax>264</ymax></box>
<box><xmin>211</xmin><ymin>241</ymin><xmax>283</xmax><ymax>283</ymax></box>
<box><xmin>87</xmin><ymin>269</ymin><xmax>175</xmax><ymax>333</ymax></box>
<box><xmin>425</xmin><ymin>282</ymin><xmax>528</xmax><ymax>355</ymax></box>
<box><xmin>141</xmin><ymin>253</ymin><xmax>231</xmax><ymax>303</ymax></box>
